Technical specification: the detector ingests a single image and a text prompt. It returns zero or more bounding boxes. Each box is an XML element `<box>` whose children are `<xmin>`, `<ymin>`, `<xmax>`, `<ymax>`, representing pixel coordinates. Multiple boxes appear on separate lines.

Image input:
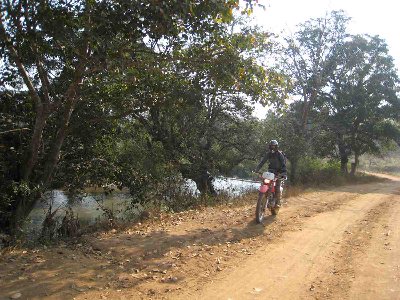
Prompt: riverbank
<box><xmin>3</xmin><ymin>172</ymin><xmax>382</xmax><ymax>250</ymax></box>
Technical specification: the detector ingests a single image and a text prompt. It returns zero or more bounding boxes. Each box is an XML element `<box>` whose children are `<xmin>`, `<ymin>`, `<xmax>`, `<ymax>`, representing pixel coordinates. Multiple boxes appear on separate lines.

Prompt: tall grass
<box><xmin>359</xmin><ymin>148</ymin><xmax>400</xmax><ymax>176</ymax></box>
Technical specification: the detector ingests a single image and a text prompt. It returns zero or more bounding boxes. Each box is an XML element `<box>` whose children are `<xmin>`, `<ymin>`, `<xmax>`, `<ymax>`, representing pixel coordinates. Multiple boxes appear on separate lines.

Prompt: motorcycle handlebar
<box><xmin>252</xmin><ymin>171</ymin><xmax>287</xmax><ymax>180</ymax></box>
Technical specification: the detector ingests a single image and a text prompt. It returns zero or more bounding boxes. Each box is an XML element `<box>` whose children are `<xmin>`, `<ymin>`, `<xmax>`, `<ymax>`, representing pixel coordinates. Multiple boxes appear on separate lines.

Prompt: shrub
<box><xmin>293</xmin><ymin>157</ymin><xmax>343</xmax><ymax>186</ymax></box>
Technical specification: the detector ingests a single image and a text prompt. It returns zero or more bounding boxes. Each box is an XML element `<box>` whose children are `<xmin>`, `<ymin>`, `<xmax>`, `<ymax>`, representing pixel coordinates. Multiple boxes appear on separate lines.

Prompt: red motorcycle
<box><xmin>255</xmin><ymin>171</ymin><xmax>283</xmax><ymax>223</ymax></box>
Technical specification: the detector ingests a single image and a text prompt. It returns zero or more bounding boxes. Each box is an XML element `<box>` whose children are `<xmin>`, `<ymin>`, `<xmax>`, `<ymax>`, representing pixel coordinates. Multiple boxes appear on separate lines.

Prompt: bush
<box><xmin>151</xmin><ymin>174</ymin><xmax>199</xmax><ymax>213</ymax></box>
<box><xmin>293</xmin><ymin>157</ymin><xmax>343</xmax><ymax>186</ymax></box>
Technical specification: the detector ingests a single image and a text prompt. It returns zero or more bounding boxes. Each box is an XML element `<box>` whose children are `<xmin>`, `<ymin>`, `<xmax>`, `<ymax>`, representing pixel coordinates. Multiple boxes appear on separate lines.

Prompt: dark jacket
<box><xmin>255</xmin><ymin>151</ymin><xmax>287</xmax><ymax>174</ymax></box>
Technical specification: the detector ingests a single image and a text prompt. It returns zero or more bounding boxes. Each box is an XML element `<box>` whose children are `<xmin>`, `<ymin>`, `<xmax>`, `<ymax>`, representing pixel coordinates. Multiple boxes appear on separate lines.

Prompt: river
<box><xmin>25</xmin><ymin>177</ymin><xmax>260</xmax><ymax>236</ymax></box>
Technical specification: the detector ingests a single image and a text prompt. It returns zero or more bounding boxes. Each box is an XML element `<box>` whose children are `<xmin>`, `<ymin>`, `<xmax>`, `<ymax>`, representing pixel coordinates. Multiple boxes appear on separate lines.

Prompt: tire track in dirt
<box><xmin>70</xmin><ymin>187</ymin><xmax>376</xmax><ymax>299</ymax></box>
<box><xmin>0</xmin><ymin>178</ymin><xmax>397</xmax><ymax>300</ymax></box>
<box><xmin>307</xmin><ymin>179</ymin><xmax>400</xmax><ymax>300</ymax></box>
<box><xmin>348</xmin><ymin>194</ymin><xmax>400</xmax><ymax>299</ymax></box>
<box><xmin>175</xmin><ymin>181</ymin><xmax>400</xmax><ymax>300</ymax></box>
<box><xmin>307</xmin><ymin>198</ymin><xmax>398</xmax><ymax>299</ymax></box>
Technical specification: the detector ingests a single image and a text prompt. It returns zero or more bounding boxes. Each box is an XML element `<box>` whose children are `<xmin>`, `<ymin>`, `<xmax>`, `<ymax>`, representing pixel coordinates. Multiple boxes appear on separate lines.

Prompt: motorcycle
<box><xmin>254</xmin><ymin>171</ymin><xmax>284</xmax><ymax>223</ymax></box>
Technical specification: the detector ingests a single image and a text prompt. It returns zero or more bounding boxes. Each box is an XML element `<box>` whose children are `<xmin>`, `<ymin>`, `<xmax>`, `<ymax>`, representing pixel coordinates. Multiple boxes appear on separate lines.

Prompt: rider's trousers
<box><xmin>276</xmin><ymin>179</ymin><xmax>282</xmax><ymax>204</ymax></box>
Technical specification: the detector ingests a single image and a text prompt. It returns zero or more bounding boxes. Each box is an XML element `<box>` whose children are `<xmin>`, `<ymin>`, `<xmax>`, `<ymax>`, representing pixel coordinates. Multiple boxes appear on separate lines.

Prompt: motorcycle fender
<box><xmin>259</xmin><ymin>184</ymin><xmax>269</xmax><ymax>193</ymax></box>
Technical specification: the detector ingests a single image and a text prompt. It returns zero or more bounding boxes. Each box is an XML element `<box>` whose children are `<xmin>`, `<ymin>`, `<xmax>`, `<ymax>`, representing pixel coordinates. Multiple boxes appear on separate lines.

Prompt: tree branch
<box><xmin>32</xmin><ymin>46</ymin><xmax>52</xmax><ymax>104</ymax></box>
<box><xmin>0</xmin><ymin>128</ymin><xmax>30</xmax><ymax>135</ymax></box>
<box><xmin>41</xmin><ymin>3</ymin><xmax>93</xmax><ymax>186</ymax></box>
<box><xmin>0</xmin><ymin>11</ymin><xmax>42</xmax><ymax>110</ymax></box>
<box><xmin>0</xmin><ymin>8</ymin><xmax>49</xmax><ymax>180</ymax></box>
<box><xmin>42</xmin><ymin>56</ymin><xmax>87</xmax><ymax>186</ymax></box>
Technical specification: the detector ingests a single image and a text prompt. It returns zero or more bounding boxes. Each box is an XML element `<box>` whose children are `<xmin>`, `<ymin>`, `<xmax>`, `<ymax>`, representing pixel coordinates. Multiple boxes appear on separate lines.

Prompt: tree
<box><xmin>0</xmin><ymin>0</ymin><xmax>261</xmax><ymax>234</ymax></box>
<box><xmin>321</xmin><ymin>35</ymin><xmax>400</xmax><ymax>175</ymax></box>
<box><xmin>275</xmin><ymin>10</ymin><xmax>350</xmax><ymax>177</ymax></box>
<box><xmin>133</xmin><ymin>20</ymin><xmax>285</xmax><ymax>194</ymax></box>
<box><xmin>281</xmin><ymin>10</ymin><xmax>350</xmax><ymax>134</ymax></box>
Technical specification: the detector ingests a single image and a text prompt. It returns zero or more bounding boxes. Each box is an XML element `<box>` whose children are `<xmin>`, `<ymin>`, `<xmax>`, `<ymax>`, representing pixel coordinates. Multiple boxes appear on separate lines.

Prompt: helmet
<box><xmin>268</xmin><ymin>139</ymin><xmax>279</xmax><ymax>152</ymax></box>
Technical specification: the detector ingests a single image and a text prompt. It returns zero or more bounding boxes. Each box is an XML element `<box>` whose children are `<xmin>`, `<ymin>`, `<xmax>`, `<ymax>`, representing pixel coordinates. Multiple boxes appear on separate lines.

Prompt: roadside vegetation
<box><xmin>359</xmin><ymin>147</ymin><xmax>400</xmax><ymax>176</ymax></box>
<box><xmin>1</xmin><ymin>1</ymin><xmax>399</xmax><ymax>246</ymax></box>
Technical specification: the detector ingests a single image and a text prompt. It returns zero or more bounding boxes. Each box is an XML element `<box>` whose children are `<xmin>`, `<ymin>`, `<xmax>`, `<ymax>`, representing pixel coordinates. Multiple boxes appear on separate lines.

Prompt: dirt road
<box><xmin>1</xmin><ymin>174</ymin><xmax>400</xmax><ymax>300</ymax></box>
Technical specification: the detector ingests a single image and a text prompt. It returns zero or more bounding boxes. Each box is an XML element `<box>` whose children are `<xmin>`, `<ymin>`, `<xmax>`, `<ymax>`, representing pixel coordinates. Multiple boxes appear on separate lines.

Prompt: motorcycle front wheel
<box><xmin>255</xmin><ymin>192</ymin><xmax>268</xmax><ymax>223</ymax></box>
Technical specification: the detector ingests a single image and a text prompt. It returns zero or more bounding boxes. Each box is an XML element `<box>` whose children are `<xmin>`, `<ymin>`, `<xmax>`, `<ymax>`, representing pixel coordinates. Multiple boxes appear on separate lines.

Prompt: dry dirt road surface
<box><xmin>1</xmin><ymin>173</ymin><xmax>400</xmax><ymax>300</ymax></box>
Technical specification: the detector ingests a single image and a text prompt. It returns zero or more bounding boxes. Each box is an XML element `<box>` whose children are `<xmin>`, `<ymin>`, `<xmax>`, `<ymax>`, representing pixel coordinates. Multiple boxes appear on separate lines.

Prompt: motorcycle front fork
<box><xmin>266</xmin><ymin>192</ymin><xmax>276</xmax><ymax>208</ymax></box>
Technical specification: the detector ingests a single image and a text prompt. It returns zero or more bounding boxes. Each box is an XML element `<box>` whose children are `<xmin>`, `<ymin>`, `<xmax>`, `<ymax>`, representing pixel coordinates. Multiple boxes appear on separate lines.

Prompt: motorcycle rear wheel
<box><xmin>256</xmin><ymin>192</ymin><xmax>268</xmax><ymax>223</ymax></box>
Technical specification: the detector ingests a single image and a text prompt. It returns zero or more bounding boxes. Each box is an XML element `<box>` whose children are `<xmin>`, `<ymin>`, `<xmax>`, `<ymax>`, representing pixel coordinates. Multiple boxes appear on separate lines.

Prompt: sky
<box><xmin>251</xmin><ymin>0</ymin><xmax>400</xmax><ymax>118</ymax></box>
<box><xmin>253</xmin><ymin>0</ymin><xmax>400</xmax><ymax>69</ymax></box>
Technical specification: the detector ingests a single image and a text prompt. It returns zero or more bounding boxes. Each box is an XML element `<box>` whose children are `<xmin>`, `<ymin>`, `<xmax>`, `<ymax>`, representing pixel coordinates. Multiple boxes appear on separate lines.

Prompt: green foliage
<box><xmin>280</xmin><ymin>10</ymin><xmax>350</xmax><ymax>126</ymax></box>
<box><xmin>320</xmin><ymin>34</ymin><xmax>400</xmax><ymax>173</ymax></box>
<box><xmin>0</xmin><ymin>0</ymin><xmax>272</xmax><ymax>234</ymax></box>
<box><xmin>1</xmin><ymin>0</ymin><xmax>281</xmax><ymax>236</ymax></box>
<box><xmin>293</xmin><ymin>158</ymin><xmax>342</xmax><ymax>185</ymax></box>
<box><xmin>274</xmin><ymin>10</ymin><xmax>400</xmax><ymax>178</ymax></box>
<box><xmin>2</xmin><ymin>3</ymin><xmax>398</xmax><ymax>239</ymax></box>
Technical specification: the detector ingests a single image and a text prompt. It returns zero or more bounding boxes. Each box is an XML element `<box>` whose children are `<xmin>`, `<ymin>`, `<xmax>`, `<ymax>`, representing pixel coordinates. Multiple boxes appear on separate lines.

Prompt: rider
<box><xmin>254</xmin><ymin>139</ymin><xmax>287</xmax><ymax>207</ymax></box>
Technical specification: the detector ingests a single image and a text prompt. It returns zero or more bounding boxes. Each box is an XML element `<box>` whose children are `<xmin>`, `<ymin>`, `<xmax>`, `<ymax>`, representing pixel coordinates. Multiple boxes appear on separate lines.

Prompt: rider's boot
<box><xmin>275</xmin><ymin>193</ymin><xmax>281</xmax><ymax>208</ymax></box>
<box><xmin>275</xmin><ymin>180</ymin><xmax>282</xmax><ymax>207</ymax></box>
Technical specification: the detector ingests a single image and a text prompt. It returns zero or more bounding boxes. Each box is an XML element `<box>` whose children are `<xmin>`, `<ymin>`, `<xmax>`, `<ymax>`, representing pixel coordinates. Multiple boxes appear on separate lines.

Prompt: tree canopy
<box><xmin>0</xmin><ymin>0</ymin><xmax>280</xmax><ymax>234</ymax></box>
<box><xmin>1</xmin><ymin>5</ymin><xmax>399</xmax><ymax>237</ymax></box>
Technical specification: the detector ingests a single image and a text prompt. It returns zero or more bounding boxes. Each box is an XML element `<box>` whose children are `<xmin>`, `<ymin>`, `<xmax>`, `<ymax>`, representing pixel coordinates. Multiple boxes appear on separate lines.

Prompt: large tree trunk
<box><xmin>340</xmin><ymin>155</ymin><xmax>349</xmax><ymax>174</ymax></box>
<box><xmin>1</xmin><ymin>19</ymin><xmax>49</xmax><ymax>181</ymax></box>
<box><xmin>22</xmin><ymin>106</ymin><xmax>48</xmax><ymax>180</ymax></box>
<box><xmin>350</xmin><ymin>152</ymin><xmax>359</xmax><ymax>176</ymax></box>
<box><xmin>194</xmin><ymin>171</ymin><xmax>216</xmax><ymax>196</ymax></box>
<box><xmin>10</xmin><ymin>69</ymin><xmax>85</xmax><ymax>234</ymax></box>
<box><xmin>0</xmin><ymin>9</ymin><xmax>90</xmax><ymax>236</ymax></box>
<box><xmin>10</xmin><ymin>193</ymin><xmax>41</xmax><ymax>235</ymax></box>
<box><xmin>337</xmin><ymin>134</ymin><xmax>349</xmax><ymax>174</ymax></box>
<box><xmin>349</xmin><ymin>124</ymin><xmax>360</xmax><ymax>177</ymax></box>
<box><xmin>11</xmin><ymin>97</ymin><xmax>82</xmax><ymax>234</ymax></box>
<box><xmin>42</xmin><ymin>76</ymin><xmax>84</xmax><ymax>186</ymax></box>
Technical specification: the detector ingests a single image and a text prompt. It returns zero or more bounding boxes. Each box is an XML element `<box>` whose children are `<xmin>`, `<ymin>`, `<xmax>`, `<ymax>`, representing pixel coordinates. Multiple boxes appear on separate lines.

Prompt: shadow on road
<box><xmin>2</xmin><ymin>172</ymin><xmax>399</xmax><ymax>299</ymax></box>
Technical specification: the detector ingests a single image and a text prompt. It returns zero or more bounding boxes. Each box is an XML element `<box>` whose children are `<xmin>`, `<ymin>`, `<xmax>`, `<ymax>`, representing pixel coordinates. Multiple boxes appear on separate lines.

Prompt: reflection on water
<box><xmin>213</xmin><ymin>177</ymin><xmax>259</xmax><ymax>196</ymax></box>
<box><xmin>26</xmin><ymin>177</ymin><xmax>259</xmax><ymax>235</ymax></box>
<box><xmin>26</xmin><ymin>190</ymin><xmax>133</xmax><ymax>238</ymax></box>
